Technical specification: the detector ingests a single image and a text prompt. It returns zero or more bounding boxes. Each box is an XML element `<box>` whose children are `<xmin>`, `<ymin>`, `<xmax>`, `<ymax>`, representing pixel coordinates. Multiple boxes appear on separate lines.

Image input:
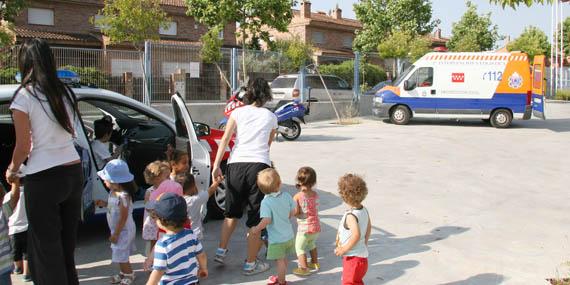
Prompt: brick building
<box><xmin>12</xmin><ymin>0</ymin><xmax>237</xmax><ymax>48</ymax></box>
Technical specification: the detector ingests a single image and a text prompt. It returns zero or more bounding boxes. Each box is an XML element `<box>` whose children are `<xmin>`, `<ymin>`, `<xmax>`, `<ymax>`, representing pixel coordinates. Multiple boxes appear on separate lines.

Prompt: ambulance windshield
<box><xmin>393</xmin><ymin>65</ymin><xmax>414</xmax><ymax>87</ymax></box>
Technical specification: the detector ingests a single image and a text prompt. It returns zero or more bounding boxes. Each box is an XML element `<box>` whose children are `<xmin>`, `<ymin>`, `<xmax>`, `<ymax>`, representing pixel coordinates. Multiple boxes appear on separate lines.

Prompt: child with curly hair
<box><xmin>334</xmin><ymin>174</ymin><xmax>372</xmax><ymax>285</ymax></box>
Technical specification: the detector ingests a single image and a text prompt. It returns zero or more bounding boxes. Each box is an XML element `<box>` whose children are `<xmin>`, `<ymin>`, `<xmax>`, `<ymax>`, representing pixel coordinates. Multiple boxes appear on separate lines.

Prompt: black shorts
<box><xmin>225</xmin><ymin>162</ymin><xmax>270</xmax><ymax>228</ymax></box>
<box><xmin>11</xmin><ymin>230</ymin><xmax>27</xmax><ymax>262</ymax></box>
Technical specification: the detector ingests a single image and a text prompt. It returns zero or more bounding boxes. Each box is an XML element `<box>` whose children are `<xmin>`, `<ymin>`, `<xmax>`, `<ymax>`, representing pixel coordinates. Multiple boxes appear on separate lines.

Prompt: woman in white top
<box><xmin>211</xmin><ymin>78</ymin><xmax>278</xmax><ymax>275</ymax></box>
<box><xmin>4</xmin><ymin>39</ymin><xmax>83</xmax><ymax>285</ymax></box>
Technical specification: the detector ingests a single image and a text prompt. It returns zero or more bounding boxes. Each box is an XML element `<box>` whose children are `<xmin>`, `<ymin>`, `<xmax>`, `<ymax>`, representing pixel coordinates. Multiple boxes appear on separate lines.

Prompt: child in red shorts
<box><xmin>334</xmin><ymin>174</ymin><xmax>372</xmax><ymax>285</ymax></box>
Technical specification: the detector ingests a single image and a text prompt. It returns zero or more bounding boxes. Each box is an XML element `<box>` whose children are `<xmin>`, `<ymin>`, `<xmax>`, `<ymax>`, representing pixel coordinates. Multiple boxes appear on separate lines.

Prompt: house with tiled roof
<box><xmin>12</xmin><ymin>0</ymin><xmax>237</xmax><ymax>48</ymax></box>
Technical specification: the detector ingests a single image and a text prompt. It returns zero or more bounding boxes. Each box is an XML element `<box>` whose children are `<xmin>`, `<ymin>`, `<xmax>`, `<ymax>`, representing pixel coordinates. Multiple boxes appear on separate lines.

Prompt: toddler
<box><xmin>168</xmin><ymin>150</ymin><xmax>189</xmax><ymax>181</ymax></box>
<box><xmin>142</xmin><ymin>161</ymin><xmax>171</xmax><ymax>249</ymax></box>
<box><xmin>146</xmin><ymin>192</ymin><xmax>207</xmax><ymax>285</ymax></box>
<box><xmin>95</xmin><ymin>159</ymin><xmax>138</xmax><ymax>285</ymax></box>
<box><xmin>181</xmin><ymin>173</ymin><xmax>222</xmax><ymax>240</ymax></box>
<box><xmin>292</xmin><ymin>167</ymin><xmax>321</xmax><ymax>276</ymax></box>
<box><xmin>334</xmin><ymin>174</ymin><xmax>372</xmax><ymax>285</ymax></box>
<box><xmin>3</xmin><ymin>177</ymin><xmax>30</xmax><ymax>282</ymax></box>
<box><xmin>91</xmin><ymin>115</ymin><xmax>115</xmax><ymax>168</ymax></box>
<box><xmin>251</xmin><ymin>168</ymin><xmax>296</xmax><ymax>285</ymax></box>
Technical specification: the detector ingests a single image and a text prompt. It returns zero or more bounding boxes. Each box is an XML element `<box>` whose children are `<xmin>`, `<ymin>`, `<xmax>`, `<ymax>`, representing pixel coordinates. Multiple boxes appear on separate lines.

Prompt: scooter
<box><xmin>218</xmin><ymin>88</ymin><xmax>310</xmax><ymax>141</ymax></box>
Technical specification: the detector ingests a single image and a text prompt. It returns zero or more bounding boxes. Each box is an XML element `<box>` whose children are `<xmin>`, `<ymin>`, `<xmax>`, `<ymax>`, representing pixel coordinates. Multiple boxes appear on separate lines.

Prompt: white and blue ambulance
<box><xmin>372</xmin><ymin>52</ymin><xmax>547</xmax><ymax>128</ymax></box>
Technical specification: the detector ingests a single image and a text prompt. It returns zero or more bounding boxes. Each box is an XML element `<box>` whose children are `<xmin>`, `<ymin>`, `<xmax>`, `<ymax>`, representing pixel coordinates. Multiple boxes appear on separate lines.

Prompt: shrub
<box><xmin>0</xmin><ymin>67</ymin><xmax>18</xmax><ymax>84</ymax></box>
<box><xmin>60</xmin><ymin>65</ymin><xmax>108</xmax><ymax>88</ymax></box>
<box><xmin>318</xmin><ymin>60</ymin><xmax>387</xmax><ymax>92</ymax></box>
<box><xmin>555</xmin><ymin>89</ymin><xmax>570</xmax><ymax>101</ymax></box>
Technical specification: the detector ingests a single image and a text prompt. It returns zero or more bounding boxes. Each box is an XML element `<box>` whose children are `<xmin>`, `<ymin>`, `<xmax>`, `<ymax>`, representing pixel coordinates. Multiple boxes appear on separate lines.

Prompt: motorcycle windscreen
<box><xmin>532</xmin><ymin>55</ymin><xmax>546</xmax><ymax>120</ymax></box>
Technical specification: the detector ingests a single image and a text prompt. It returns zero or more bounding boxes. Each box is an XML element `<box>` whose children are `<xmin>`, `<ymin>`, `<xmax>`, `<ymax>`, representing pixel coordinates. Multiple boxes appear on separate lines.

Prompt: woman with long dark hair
<box><xmin>4</xmin><ymin>39</ymin><xmax>83</xmax><ymax>285</ymax></box>
<box><xmin>211</xmin><ymin>78</ymin><xmax>278</xmax><ymax>275</ymax></box>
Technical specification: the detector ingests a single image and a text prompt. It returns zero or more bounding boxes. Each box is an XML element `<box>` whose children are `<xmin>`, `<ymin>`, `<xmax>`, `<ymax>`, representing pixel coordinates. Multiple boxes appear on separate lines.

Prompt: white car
<box><xmin>270</xmin><ymin>74</ymin><xmax>354</xmax><ymax>103</ymax></box>
<box><xmin>0</xmin><ymin>83</ymin><xmax>232</xmax><ymax>221</ymax></box>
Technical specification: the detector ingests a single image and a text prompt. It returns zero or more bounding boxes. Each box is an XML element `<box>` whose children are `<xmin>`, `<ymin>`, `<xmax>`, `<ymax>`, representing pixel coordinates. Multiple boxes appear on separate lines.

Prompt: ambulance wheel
<box><xmin>490</xmin><ymin>109</ymin><xmax>512</xmax><ymax>128</ymax></box>
<box><xmin>390</xmin><ymin>105</ymin><xmax>411</xmax><ymax>125</ymax></box>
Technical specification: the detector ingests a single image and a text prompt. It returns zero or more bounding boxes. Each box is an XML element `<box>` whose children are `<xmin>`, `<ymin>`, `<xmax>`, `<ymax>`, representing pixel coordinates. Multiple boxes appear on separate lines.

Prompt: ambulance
<box><xmin>372</xmin><ymin>52</ymin><xmax>547</xmax><ymax>128</ymax></box>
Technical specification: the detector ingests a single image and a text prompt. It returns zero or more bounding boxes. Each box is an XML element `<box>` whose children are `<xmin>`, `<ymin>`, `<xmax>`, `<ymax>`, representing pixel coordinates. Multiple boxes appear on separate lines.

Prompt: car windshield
<box><xmin>271</xmin><ymin>77</ymin><xmax>297</xmax><ymax>88</ymax></box>
<box><xmin>393</xmin><ymin>65</ymin><xmax>415</xmax><ymax>87</ymax></box>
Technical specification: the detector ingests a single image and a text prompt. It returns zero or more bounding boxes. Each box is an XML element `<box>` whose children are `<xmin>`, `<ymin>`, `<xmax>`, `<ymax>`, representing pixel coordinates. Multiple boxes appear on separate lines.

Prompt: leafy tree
<box><xmin>318</xmin><ymin>60</ymin><xmax>387</xmax><ymax>92</ymax></box>
<box><xmin>0</xmin><ymin>0</ymin><xmax>27</xmax><ymax>48</ymax></box>
<box><xmin>489</xmin><ymin>0</ymin><xmax>551</xmax><ymax>8</ymax></box>
<box><xmin>353</xmin><ymin>0</ymin><xmax>439</xmax><ymax>52</ymax></box>
<box><xmin>378</xmin><ymin>31</ymin><xmax>431</xmax><ymax>74</ymax></box>
<box><xmin>185</xmin><ymin>0</ymin><xmax>294</xmax><ymax>83</ymax></box>
<box><xmin>199</xmin><ymin>25</ymin><xmax>231</xmax><ymax>87</ymax></box>
<box><xmin>447</xmin><ymin>1</ymin><xmax>501</xmax><ymax>52</ymax></box>
<box><xmin>408</xmin><ymin>36</ymin><xmax>432</xmax><ymax>61</ymax></box>
<box><xmin>560</xmin><ymin>17</ymin><xmax>570</xmax><ymax>56</ymax></box>
<box><xmin>94</xmin><ymin>0</ymin><xmax>170</xmax><ymax>104</ymax></box>
<box><xmin>507</xmin><ymin>26</ymin><xmax>550</xmax><ymax>59</ymax></box>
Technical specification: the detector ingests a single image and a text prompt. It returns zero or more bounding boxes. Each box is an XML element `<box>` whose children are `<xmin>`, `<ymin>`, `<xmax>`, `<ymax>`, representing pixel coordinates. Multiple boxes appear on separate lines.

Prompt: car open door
<box><xmin>171</xmin><ymin>93</ymin><xmax>211</xmax><ymax>191</ymax></box>
<box><xmin>532</xmin><ymin>55</ymin><xmax>546</xmax><ymax>120</ymax></box>
<box><xmin>72</xmin><ymin>111</ymin><xmax>98</xmax><ymax>221</ymax></box>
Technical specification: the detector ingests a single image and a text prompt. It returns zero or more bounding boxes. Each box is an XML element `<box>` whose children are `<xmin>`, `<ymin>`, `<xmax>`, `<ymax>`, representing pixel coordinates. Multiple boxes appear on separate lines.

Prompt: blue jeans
<box><xmin>0</xmin><ymin>271</ymin><xmax>12</xmax><ymax>285</ymax></box>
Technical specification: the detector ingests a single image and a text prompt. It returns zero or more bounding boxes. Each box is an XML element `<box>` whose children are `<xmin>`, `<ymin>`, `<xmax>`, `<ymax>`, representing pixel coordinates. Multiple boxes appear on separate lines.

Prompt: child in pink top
<box><xmin>293</xmin><ymin>167</ymin><xmax>321</xmax><ymax>276</ymax></box>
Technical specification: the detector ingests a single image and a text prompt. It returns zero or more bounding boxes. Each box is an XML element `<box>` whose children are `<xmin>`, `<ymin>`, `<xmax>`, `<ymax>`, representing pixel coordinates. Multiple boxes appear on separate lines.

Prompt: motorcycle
<box><xmin>219</xmin><ymin>88</ymin><xmax>310</xmax><ymax>141</ymax></box>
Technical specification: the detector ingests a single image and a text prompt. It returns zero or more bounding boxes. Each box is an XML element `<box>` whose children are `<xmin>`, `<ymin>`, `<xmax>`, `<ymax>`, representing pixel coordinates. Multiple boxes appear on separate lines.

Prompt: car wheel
<box><xmin>390</xmin><ymin>105</ymin><xmax>411</xmax><ymax>125</ymax></box>
<box><xmin>490</xmin><ymin>109</ymin><xmax>512</xmax><ymax>128</ymax></box>
<box><xmin>206</xmin><ymin>161</ymin><xmax>227</xmax><ymax>221</ymax></box>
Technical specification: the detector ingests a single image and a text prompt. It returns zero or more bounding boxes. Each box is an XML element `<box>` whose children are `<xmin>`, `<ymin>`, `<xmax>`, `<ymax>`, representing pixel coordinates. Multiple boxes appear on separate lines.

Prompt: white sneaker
<box><xmin>243</xmin><ymin>259</ymin><xmax>270</xmax><ymax>276</ymax></box>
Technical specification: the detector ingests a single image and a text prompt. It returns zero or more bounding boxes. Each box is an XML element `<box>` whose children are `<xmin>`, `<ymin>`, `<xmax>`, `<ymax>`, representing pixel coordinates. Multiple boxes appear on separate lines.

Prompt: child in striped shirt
<box><xmin>146</xmin><ymin>192</ymin><xmax>207</xmax><ymax>285</ymax></box>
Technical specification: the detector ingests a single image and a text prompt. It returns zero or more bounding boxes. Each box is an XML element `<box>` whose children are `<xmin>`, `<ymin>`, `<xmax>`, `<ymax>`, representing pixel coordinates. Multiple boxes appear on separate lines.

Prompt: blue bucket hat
<box><xmin>97</xmin><ymin>159</ymin><xmax>134</xmax><ymax>184</ymax></box>
<box><xmin>146</xmin><ymin>192</ymin><xmax>187</xmax><ymax>221</ymax></box>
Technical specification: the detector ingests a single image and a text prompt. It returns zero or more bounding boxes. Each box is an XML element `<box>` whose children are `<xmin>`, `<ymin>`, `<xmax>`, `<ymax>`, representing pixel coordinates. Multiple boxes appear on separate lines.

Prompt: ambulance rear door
<box><xmin>532</xmin><ymin>55</ymin><xmax>546</xmax><ymax>120</ymax></box>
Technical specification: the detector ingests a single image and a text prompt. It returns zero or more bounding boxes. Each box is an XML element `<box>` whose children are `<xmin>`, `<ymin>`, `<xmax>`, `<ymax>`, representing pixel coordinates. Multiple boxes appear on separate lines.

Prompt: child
<box><xmin>95</xmin><ymin>159</ymin><xmax>138</xmax><ymax>285</ymax></box>
<box><xmin>146</xmin><ymin>192</ymin><xmax>208</xmax><ymax>285</ymax></box>
<box><xmin>91</xmin><ymin>115</ymin><xmax>115</xmax><ymax>168</ymax></box>
<box><xmin>168</xmin><ymin>150</ymin><xmax>189</xmax><ymax>181</ymax></box>
<box><xmin>0</xmin><ymin>183</ymin><xmax>13</xmax><ymax>285</ymax></box>
<box><xmin>142</xmin><ymin>161</ymin><xmax>171</xmax><ymax>250</ymax></box>
<box><xmin>292</xmin><ymin>167</ymin><xmax>321</xmax><ymax>276</ymax></box>
<box><xmin>251</xmin><ymin>168</ymin><xmax>296</xmax><ymax>285</ymax></box>
<box><xmin>3</xmin><ymin>177</ymin><xmax>30</xmax><ymax>281</ymax></box>
<box><xmin>181</xmin><ymin>173</ymin><xmax>222</xmax><ymax>240</ymax></box>
<box><xmin>334</xmin><ymin>174</ymin><xmax>372</xmax><ymax>285</ymax></box>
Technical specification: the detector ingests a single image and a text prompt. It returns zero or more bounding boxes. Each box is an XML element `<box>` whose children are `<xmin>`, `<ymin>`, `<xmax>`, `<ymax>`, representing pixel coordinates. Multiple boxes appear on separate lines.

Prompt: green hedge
<box><xmin>318</xmin><ymin>60</ymin><xmax>387</xmax><ymax>92</ymax></box>
<box><xmin>0</xmin><ymin>67</ymin><xmax>18</xmax><ymax>84</ymax></box>
<box><xmin>60</xmin><ymin>65</ymin><xmax>108</xmax><ymax>88</ymax></box>
<box><xmin>555</xmin><ymin>90</ymin><xmax>570</xmax><ymax>101</ymax></box>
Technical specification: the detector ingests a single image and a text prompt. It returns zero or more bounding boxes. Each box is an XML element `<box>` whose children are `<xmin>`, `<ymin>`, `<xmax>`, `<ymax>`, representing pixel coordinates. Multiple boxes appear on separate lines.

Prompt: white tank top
<box><xmin>10</xmin><ymin>87</ymin><xmax>79</xmax><ymax>174</ymax></box>
<box><xmin>338</xmin><ymin>207</ymin><xmax>369</xmax><ymax>258</ymax></box>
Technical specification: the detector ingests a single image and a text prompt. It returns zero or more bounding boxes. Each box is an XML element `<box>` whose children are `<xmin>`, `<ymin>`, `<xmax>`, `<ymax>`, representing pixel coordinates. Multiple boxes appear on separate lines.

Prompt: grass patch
<box><xmin>555</xmin><ymin>90</ymin><xmax>570</xmax><ymax>101</ymax></box>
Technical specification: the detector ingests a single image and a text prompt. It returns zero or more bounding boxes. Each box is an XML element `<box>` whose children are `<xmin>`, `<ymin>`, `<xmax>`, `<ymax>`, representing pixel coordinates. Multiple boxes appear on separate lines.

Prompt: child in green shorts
<box><xmin>292</xmin><ymin>166</ymin><xmax>321</xmax><ymax>276</ymax></box>
<box><xmin>251</xmin><ymin>168</ymin><xmax>296</xmax><ymax>285</ymax></box>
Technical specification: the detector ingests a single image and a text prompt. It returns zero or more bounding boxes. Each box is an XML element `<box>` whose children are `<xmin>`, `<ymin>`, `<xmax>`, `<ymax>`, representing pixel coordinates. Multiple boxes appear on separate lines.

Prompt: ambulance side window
<box><xmin>408</xmin><ymin>67</ymin><xmax>434</xmax><ymax>88</ymax></box>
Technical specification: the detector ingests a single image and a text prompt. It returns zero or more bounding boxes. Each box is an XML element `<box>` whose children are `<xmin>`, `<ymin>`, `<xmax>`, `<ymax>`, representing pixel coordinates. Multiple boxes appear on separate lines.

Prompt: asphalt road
<box><xmin>13</xmin><ymin>102</ymin><xmax>570</xmax><ymax>285</ymax></box>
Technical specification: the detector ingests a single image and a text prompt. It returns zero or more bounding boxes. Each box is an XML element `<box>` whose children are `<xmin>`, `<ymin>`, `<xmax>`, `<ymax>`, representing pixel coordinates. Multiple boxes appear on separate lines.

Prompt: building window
<box><xmin>218</xmin><ymin>30</ymin><xmax>224</xmax><ymax>40</ymax></box>
<box><xmin>28</xmin><ymin>8</ymin><xmax>54</xmax><ymax>26</ymax></box>
<box><xmin>343</xmin><ymin>36</ymin><xmax>353</xmax><ymax>48</ymax></box>
<box><xmin>312</xmin><ymin>31</ymin><xmax>325</xmax><ymax>44</ymax></box>
<box><xmin>93</xmin><ymin>14</ymin><xmax>107</xmax><ymax>30</ymax></box>
<box><xmin>160</xmin><ymin>21</ymin><xmax>177</xmax><ymax>36</ymax></box>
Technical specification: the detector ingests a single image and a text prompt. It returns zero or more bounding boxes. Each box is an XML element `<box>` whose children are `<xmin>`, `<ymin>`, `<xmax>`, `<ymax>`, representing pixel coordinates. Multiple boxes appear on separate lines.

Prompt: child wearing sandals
<box><xmin>251</xmin><ymin>168</ymin><xmax>296</xmax><ymax>285</ymax></box>
<box><xmin>334</xmin><ymin>174</ymin><xmax>372</xmax><ymax>285</ymax></box>
<box><xmin>95</xmin><ymin>160</ymin><xmax>138</xmax><ymax>285</ymax></box>
<box><xmin>292</xmin><ymin>167</ymin><xmax>321</xmax><ymax>276</ymax></box>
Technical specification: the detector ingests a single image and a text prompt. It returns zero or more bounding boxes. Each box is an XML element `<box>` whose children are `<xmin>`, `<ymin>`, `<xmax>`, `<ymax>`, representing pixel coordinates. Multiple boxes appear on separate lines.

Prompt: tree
<box><xmin>447</xmin><ymin>1</ymin><xmax>501</xmax><ymax>52</ymax></box>
<box><xmin>0</xmin><ymin>0</ymin><xmax>26</xmax><ymax>48</ymax></box>
<box><xmin>185</xmin><ymin>0</ymin><xmax>294</xmax><ymax>84</ymax></box>
<box><xmin>378</xmin><ymin>30</ymin><xmax>431</xmax><ymax>75</ymax></box>
<box><xmin>507</xmin><ymin>26</ymin><xmax>550</xmax><ymax>59</ymax></box>
<box><xmin>489</xmin><ymin>0</ymin><xmax>551</xmax><ymax>8</ymax></box>
<box><xmin>95</xmin><ymin>0</ymin><xmax>170</xmax><ymax>104</ymax></box>
<box><xmin>353</xmin><ymin>0</ymin><xmax>439</xmax><ymax>52</ymax></box>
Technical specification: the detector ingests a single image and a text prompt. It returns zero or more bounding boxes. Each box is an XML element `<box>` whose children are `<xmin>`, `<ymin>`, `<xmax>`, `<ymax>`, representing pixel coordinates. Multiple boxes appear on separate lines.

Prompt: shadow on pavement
<box><xmin>276</xmin><ymin>134</ymin><xmax>353</xmax><ymax>142</ymax></box>
<box><xmin>439</xmin><ymin>273</ymin><xmax>506</xmax><ymax>285</ymax></box>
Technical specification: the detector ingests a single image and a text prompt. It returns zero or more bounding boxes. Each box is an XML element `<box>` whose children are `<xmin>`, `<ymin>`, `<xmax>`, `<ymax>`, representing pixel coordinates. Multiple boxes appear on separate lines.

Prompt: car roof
<box><xmin>0</xmin><ymin>84</ymin><xmax>174</xmax><ymax>124</ymax></box>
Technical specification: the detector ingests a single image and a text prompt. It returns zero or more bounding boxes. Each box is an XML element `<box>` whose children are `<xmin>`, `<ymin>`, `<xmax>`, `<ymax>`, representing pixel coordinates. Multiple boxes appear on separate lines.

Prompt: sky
<box><xmin>303</xmin><ymin>0</ymin><xmax>570</xmax><ymax>45</ymax></box>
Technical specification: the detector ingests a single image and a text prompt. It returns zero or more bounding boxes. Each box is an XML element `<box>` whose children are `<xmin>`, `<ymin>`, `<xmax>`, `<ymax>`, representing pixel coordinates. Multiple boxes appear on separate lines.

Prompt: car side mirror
<box><xmin>403</xmin><ymin>80</ymin><xmax>415</xmax><ymax>91</ymax></box>
<box><xmin>194</xmin><ymin>122</ymin><xmax>210</xmax><ymax>137</ymax></box>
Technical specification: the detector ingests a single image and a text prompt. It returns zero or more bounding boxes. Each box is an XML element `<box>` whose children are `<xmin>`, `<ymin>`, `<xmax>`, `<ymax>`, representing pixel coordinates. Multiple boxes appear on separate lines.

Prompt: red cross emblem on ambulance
<box><xmin>452</xmin><ymin>73</ymin><xmax>465</xmax><ymax>83</ymax></box>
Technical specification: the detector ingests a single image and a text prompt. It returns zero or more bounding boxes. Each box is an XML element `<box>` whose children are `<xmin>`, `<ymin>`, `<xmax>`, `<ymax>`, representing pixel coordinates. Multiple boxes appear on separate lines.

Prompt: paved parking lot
<box><xmin>13</xmin><ymin>102</ymin><xmax>570</xmax><ymax>285</ymax></box>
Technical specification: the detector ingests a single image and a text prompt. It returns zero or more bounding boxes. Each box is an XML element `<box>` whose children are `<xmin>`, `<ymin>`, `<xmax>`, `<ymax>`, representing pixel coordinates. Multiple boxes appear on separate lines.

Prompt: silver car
<box><xmin>270</xmin><ymin>74</ymin><xmax>354</xmax><ymax>103</ymax></box>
